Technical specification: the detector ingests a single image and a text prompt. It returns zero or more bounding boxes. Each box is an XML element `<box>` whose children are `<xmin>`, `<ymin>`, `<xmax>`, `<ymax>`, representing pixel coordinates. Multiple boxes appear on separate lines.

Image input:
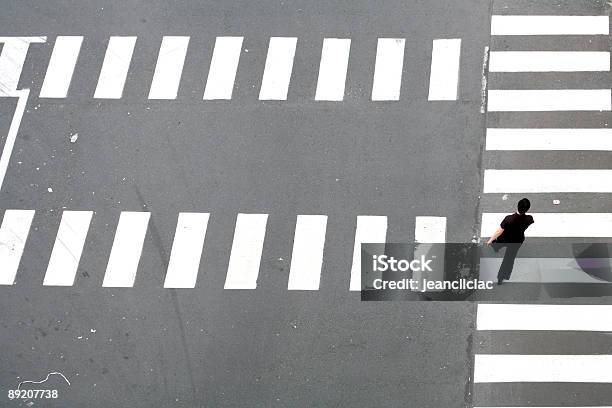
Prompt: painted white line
<box><xmin>489</xmin><ymin>51</ymin><xmax>610</xmax><ymax>72</ymax></box>
<box><xmin>486</xmin><ymin>128</ymin><xmax>612</xmax><ymax>151</ymax></box>
<box><xmin>258</xmin><ymin>37</ymin><xmax>297</xmax><ymax>101</ymax></box>
<box><xmin>0</xmin><ymin>209</ymin><xmax>35</xmax><ymax>285</ymax></box>
<box><xmin>415</xmin><ymin>216</ymin><xmax>447</xmax><ymax>243</ymax></box>
<box><xmin>477</xmin><ymin>304</ymin><xmax>612</xmax><ymax>331</ymax></box>
<box><xmin>349</xmin><ymin>216</ymin><xmax>387</xmax><ymax>291</ymax></box>
<box><xmin>93</xmin><ymin>36</ymin><xmax>137</xmax><ymax>99</ymax></box>
<box><xmin>474</xmin><ymin>354</ymin><xmax>612</xmax><ymax>383</ymax></box>
<box><xmin>371</xmin><ymin>38</ymin><xmax>405</xmax><ymax>101</ymax></box>
<box><xmin>148</xmin><ymin>36</ymin><xmax>189</xmax><ymax>100</ymax></box>
<box><xmin>0</xmin><ymin>37</ymin><xmax>46</xmax><ymax>96</ymax></box>
<box><xmin>43</xmin><ymin>211</ymin><xmax>93</xmax><ymax>286</ymax></box>
<box><xmin>487</xmin><ymin>89</ymin><xmax>612</xmax><ymax>112</ymax></box>
<box><xmin>475</xmin><ymin>407</ymin><xmax>612</xmax><ymax>408</ymax></box>
<box><xmin>39</xmin><ymin>36</ymin><xmax>83</xmax><ymax>98</ymax></box>
<box><xmin>490</xmin><ymin>15</ymin><xmax>610</xmax><ymax>36</ymax></box>
<box><xmin>288</xmin><ymin>215</ymin><xmax>327</xmax><ymax>290</ymax></box>
<box><xmin>428</xmin><ymin>39</ymin><xmax>461</xmax><ymax>101</ymax></box>
<box><xmin>163</xmin><ymin>212</ymin><xmax>209</xmax><ymax>289</ymax></box>
<box><xmin>0</xmin><ymin>89</ymin><xmax>29</xmax><ymax>192</ymax></box>
<box><xmin>481</xmin><ymin>213</ymin><xmax>612</xmax><ymax>238</ymax></box>
<box><xmin>484</xmin><ymin>169</ymin><xmax>612</xmax><ymax>193</ymax></box>
<box><xmin>102</xmin><ymin>212</ymin><xmax>150</xmax><ymax>287</ymax></box>
<box><xmin>315</xmin><ymin>38</ymin><xmax>351</xmax><ymax>101</ymax></box>
<box><xmin>224</xmin><ymin>213</ymin><xmax>268</xmax><ymax>289</ymax></box>
<box><xmin>203</xmin><ymin>36</ymin><xmax>243</xmax><ymax>100</ymax></box>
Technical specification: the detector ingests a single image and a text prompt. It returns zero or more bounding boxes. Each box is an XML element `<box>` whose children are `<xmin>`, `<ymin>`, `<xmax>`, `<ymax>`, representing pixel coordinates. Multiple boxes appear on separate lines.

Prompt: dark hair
<box><xmin>518</xmin><ymin>198</ymin><xmax>530</xmax><ymax>214</ymax></box>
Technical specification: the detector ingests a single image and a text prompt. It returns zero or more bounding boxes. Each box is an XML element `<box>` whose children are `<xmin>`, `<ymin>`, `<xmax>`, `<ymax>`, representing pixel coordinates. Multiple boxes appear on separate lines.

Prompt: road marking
<box><xmin>203</xmin><ymin>36</ymin><xmax>243</xmax><ymax>100</ymax></box>
<box><xmin>163</xmin><ymin>212</ymin><xmax>209</xmax><ymax>288</ymax></box>
<box><xmin>484</xmin><ymin>169</ymin><xmax>612</xmax><ymax>193</ymax></box>
<box><xmin>371</xmin><ymin>38</ymin><xmax>405</xmax><ymax>101</ymax></box>
<box><xmin>288</xmin><ymin>215</ymin><xmax>327</xmax><ymax>290</ymax></box>
<box><xmin>490</xmin><ymin>15</ymin><xmax>610</xmax><ymax>36</ymax></box>
<box><xmin>481</xmin><ymin>213</ymin><xmax>612</xmax><ymax>238</ymax></box>
<box><xmin>148</xmin><ymin>36</ymin><xmax>190</xmax><ymax>100</ymax></box>
<box><xmin>489</xmin><ymin>51</ymin><xmax>610</xmax><ymax>72</ymax></box>
<box><xmin>224</xmin><ymin>213</ymin><xmax>268</xmax><ymax>289</ymax></box>
<box><xmin>428</xmin><ymin>38</ymin><xmax>461</xmax><ymax>101</ymax></box>
<box><xmin>258</xmin><ymin>37</ymin><xmax>297</xmax><ymax>101</ymax></box>
<box><xmin>93</xmin><ymin>36</ymin><xmax>137</xmax><ymax>99</ymax></box>
<box><xmin>479</xmin><ymin>258</ymin><xmax>612</xmax><ymax>283</ymax></box>
<box><xmin>474</xmin><ymin>354</ymin><xmax>612</xmax><ymax>383</ymax></box>
<box><xmin>415</xmin><ymin>216</ymin><xmax>447</xmax><ymax>243</ymax></box>
<box><xmin>0</xmin><ymin>36</ymin><xmax>46</xmax><ymax>96</ymax></box>
<box><xmin>349</xmin><ymin>216</ymin><xmax>387</xmax><ymax>291</ymax></box>
<box><xmin>39</xmin><ymin>36</ymin><xmax>83</xmax><ymax>98</ymax></box>
<box><xmin>0</xmin><ymin>209</ymin><xmax>35</xmax><ymax>285</ymax></box>
<box><xmin>477</xmin><ymin>304</ymin><xmax>612</xmax><ymax>331</ymax></box>
<box><xmin>487</xmin><ymin>89</ymin><xmax>612</xmax><ymax>112</ymax></box>
<box><xmin>0</xmin><ymin>89</ymin><xmax>29</xmax><ymax>192</ymax></box>
<box><xmin>315</xmin><ymin>38</ymin><xmax>351</xmax><ymax>101</ymax></box>
<box><xmin>486</xmin><ymin>128</ymin><xmax>612</xmax><ymax>151</ymax></box>
<box><xmin>43</xmin><ymin>211</ymin><xmax>93</xmax><ymax>286</ymax></box>
<box><xmin>102</xmin><ymin>212</ymin><xmax>150</xmax><ymax>287</ymax></box>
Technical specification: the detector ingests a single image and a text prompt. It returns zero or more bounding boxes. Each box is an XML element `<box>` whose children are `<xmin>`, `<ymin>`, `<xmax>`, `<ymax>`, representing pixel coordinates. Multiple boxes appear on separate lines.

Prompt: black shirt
<box><xmin>496</xmin><ymin>213</ymin><xmax>534</xmax><ymax>243</ymax></box>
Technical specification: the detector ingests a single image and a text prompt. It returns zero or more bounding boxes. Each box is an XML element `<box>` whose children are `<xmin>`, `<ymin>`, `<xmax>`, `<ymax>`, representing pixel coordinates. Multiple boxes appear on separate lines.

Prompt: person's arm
<box><xmin>486</xmin><ymin>227</ymin><xmax>504</xmax><ymax>245</ymax></box>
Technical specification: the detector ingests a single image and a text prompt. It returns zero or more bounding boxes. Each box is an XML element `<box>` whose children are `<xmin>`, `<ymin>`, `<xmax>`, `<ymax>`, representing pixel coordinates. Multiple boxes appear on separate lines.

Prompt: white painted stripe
<box><xmin>491</xmin><ymin>15</ymin><xmax>610</xmax><ymax>36</ymax></box>
<box><xmin>39</xmin><ymin>36</ymin><xmax>83</xmax><ymax>98</ymax></box>
<box><xmin>481</xmin><ymin>213</ymin><xmax>612</xmax><ymax>238</ymax></box>
<box><xmin>0</xmin><ymin>89</ymin><xmax>29</xmax><ymax>191</ymax></box>
<box><xmin>349</xmin><ymin>216</ymin><xmax>387</xmax><ymax>291</ymax></box>
<box><xmin>224</xmin><ymin>213</ymin><xmax>268</xmax><ymax>289</ymax></box>
<box><xmin>163</xmin><ymin>212</ymin><xmax>209</xmax><ymax>288</ymax></box>
<box><xmin>203</xmin><ymin>36</ymin><xmax>243</xmax><ymax>100</ymax></box>
<box><xmin>484</xmin><ymin>169</ymin><xmax>612</xmax><ymax>193</ymax></box>
<box><xmin>288</xmin><ymin>215</ymin><xmax>327</xmax><ymax>290</ymax></box>
<box><xmin>0</xmin><ymin>209</ymin><xmax>35</xmax><ymax>285</ymax></box>
<box><xmin>487</xmin><ymin>89</ymin><xmax>612</xmax><ymax>112</ymax></box>
<box><xmin>315</xmin><ymin>38</ymin><xmax>351</xmax><ymax>101</ymax></box>
<box><xmin>486</xmin><ymin>128</ymin><xmax>612</xmax><ymax>151</ymax></box>
<box><xmin>371</xmin><ymin>38</ymin><xmax>405</xmax><ymax>101</ymax></box>
<box><xmin>43</xmin><ymin>211</ymin><xmax>93</xmax><ymax>286</ymax></box>
<box><xmin>93</xmin><ymin>36</ymin><xmax>137</xmax><ymax>99</ymax></box>
<box><xmin>0</xmin><ymin>37</ymin><xmax>46</xmax><ymax>96</ymax></box>
<box><xmin>102</xmin><ymin>212</ymin><xmax>150</xmax><ymax>287</ymax></box>
<box><xmin>258</xmin><ymin>37</ymin><xmax>297</xmax><ymax>101</ymax></box>
<box><xmin>489</xmin><ymin>51</ymin><xmax>610</xmax><ymax>72</ymax></box>
<box><xmin>477</xmin><ymin>304</ymin><xmax>612</xmax><ymax>331</ymax></box>
<box><xmin>475</xmin><ymin>407</ymin><xmax>612</xmax><ymax>408</ymax></box>
<box><xmin>428</xmin><ymin>39</ymin><xmax>461</xmax><ymax>101</ymax></box>
<box><xmin>474</xmin><ymin>354</ymin><xmax>612</xmax><ymax>383</ymax></box>
<box><xmin>415</xmin><ymin>216</ymin><xmax>447</xmax><ymax>243</ymax></box>
<box><xmin>148</xmin><ymin>36</ymin><xmax>189</xmax><ymax>100</ymax></box>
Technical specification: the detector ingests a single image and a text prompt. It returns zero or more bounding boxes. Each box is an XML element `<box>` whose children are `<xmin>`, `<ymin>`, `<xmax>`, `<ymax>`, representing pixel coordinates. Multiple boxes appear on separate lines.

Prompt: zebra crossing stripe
<box><xmin>315</xmin><ymin>38</ymin><xmax>351</xmax><ymax>101</ymax></box>
<box><xmin>102</xmin><ymin>212</ymin><xmax>150</xmax><ymax>287</ymax></box>
<box><xmin>479</xmin><ymin>258</ymin><xmax>612</xmax><ymax>283</ymax></box>
<box><xmin>349</xmin><ymin>216</ymin><xmax>387</xmax><ymax>291</ymax></box>
<box><xmin>486</xmin><ymin>128</ymin><xmax>612</xmax><ymax>151</ymax></box>
<box><xmin>258</xmin><ymin>37</ymin><xmax>297</xmax><ymax>101</ymax></box>
<box><xmin>224</xmin><ymin>213</ymin><xmax>268</xmax><ymax>289</ymax></box>
<box><xmin>484</xmin><ymin>169</ymin><xmax>612</xmax><ymax>193</ymax></box>
<box><xmin>93</xmin><ymin>36</ymin><xmax>137</xmax><ymax>99</ymax></box>
<box><xmin>428</xmin><ymin>38</ymin><xmax>461</xmax><ymax>101</ymax></box>
<box><xmin>487</xmin><ymin>89</ymin><xmax>612</xmax><ymax>112</ymax></box>
<box><xmin>0</xmin><ymin>210</ymin><xmax>35</xmax><ymax>285</ymax></box>
<box><xmin>481</xmin><ymin>213</ymin><xmax>612</xmax><ymax>238</ymax></box>
<box><xmin>489</xmin><ymin>51</ymin><xmax>610</xmax><ymax>73</ymax></box>
<box><xmin>490</xmin><ymin>15</ymin><xmax>610</xmax><ymax>36</ymax></box>
<box><xmin>39</xmin><ymin>36</ymin><xmax>83</xmax><ymax>98</ymax></box>
<box><xmin>163</xmin><ymin>212</ymin><xmax>209</xmax><ymax>289</ymax></box>
<box><xmin>203</xmin><ymin>36</ymin><xmax>243</xmax><ymax>100</ymax></box>
<box><xmin>43</xmin><ymin>211</ymin><xmax>93</xmax><ymax>286</ymax></box>
<box><xmin>148</xmin><ymin>36</ymin><xmax>190</xmax><ymax>100</ymax></box>
<box><xmin>0</xmin><ymin>36</ymin><xmax>46</xmax><ymax>96</ymax></box>
<box><xmin>415</xmin><ymin>216</ymin><xmax>446</xmax><ymax>243</ymax></box>
<box><xmin>371</xmin><ymin>38</ymin><xmax>405</xmax><ymax>101</ymax></box>
<box><xmin>288</xmin><ymin>215</ymin><xmax>327</xmax><ymax>290</ymax></box>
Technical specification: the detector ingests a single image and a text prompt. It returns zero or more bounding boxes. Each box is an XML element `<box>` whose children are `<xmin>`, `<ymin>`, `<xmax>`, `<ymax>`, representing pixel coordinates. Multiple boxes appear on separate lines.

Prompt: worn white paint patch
<box><xmin>489</xmin><ymin>51</ymin><xmax>610</xmax><ymax>72</ymax></box>
<box><xmin>484</xmin><ymin>169</ymin><xmax>612</xmax><ymax>193</ymax></box>
<box><xmin>43</xmin><ymin>211</ymin><xmax>93</xmax><ymax>286</ymax></box>
<box><xmin>315</xmin><ymin>38</ymin><xmax>351</xmax><ymax>101</ymax></box>
<box><xmin>486</xmin><ymin>128</ymin><xmax>612</xmax><ymax>151</ymax></box>
<box><xmin>287</xmin><ymin>215</ymin><xmax>327</xmax><ymax>290</ymax></box>
<box><xmin>371</xmin><ymin>38</ymin><xmax>405</xmax><ymax>101</ymax></box>
<box><xmin>0</xmin><ymin>36</ymin><xmax>46</xmax><ymax>96</ymax></box>
<box><xmin>0</xmin><ymin>89</ymin><xmax>29</xmax><ymax>191</ymax></box>
<box><xmin>0</xmin><ymin>209</ymin><xmax>35</xmax><ymax>285</ymax></box>
<box><xmin>148</xmin><ymin>36</ymin><xmax>190</xmax><ymax>100</ymax></box>
<box><xmin>40</xmin><ymin>36</ymin><xmax>83</xmax><ymax>98</ymax></box>
<box><xmin>349</xmin><ymin>216</ymin><xmax>387</xmax><ymax>291</ymax></box>
<box><xmin>490</xmin><ymin>15</ymin><xmax>610</xmax><ymax>35</ymax></box>
<box><xmin>224</xmin><ymin>213</ymin><xmax>268</xmax><ymax>289</ymax></box>
<box><xmin>428</xmin><ymin>39</ymin><xmax>461</xmax><ymax>101</ymax></box>
<box><xmin>481</xmin><ymin>213</ymin><xmax>612</xmax><ymax>238</ymax></box>
<box><xmin>487</xmin><ymin>89</ymin><xmax>612</xmax><ymax>112</ymax></box>
<box><xmin>480</xmin><ymin>46</ymin><xmax>489</xmax><ymax>113</ymax></box>
<box><xmin>203</xmin><ymin>36</ymin><xmax>243</xmax><ymax>100</ymax></box>
<box><xmin>258</xmin><ymin>37</ymin><xmax>297</xmax><ymax>101</ymax></box>
<box><xmin>93</xmin><ymin>36</ymin><xmax>137</xmax><ymax>99</ymax></box>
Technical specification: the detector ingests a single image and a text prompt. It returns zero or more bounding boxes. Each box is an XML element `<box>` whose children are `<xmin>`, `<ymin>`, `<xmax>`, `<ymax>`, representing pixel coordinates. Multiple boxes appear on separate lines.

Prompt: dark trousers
<box><xmin>492</xmin><ymin>242</ymin><xmax>521</xmax><ymax>281</ymax></box>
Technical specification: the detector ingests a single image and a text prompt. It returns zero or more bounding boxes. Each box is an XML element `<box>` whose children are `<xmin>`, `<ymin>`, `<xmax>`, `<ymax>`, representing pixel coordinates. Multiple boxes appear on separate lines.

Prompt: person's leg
<box><xmin>495</xmin><ymin>243</ymin><xmax>507</xmax><ymax>284</ymax></box>
<box><xmin>500</xmin><ymin>243</ymin><xmax>521</xmax><ymax>281</ymax></box>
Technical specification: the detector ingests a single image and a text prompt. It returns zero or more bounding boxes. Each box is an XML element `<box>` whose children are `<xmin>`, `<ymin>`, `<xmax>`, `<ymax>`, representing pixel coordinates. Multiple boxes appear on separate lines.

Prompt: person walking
<box><xmin>486</xmin><ymin>198</ymin><xmax>534</xmax><ymax>285</ymax></box>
